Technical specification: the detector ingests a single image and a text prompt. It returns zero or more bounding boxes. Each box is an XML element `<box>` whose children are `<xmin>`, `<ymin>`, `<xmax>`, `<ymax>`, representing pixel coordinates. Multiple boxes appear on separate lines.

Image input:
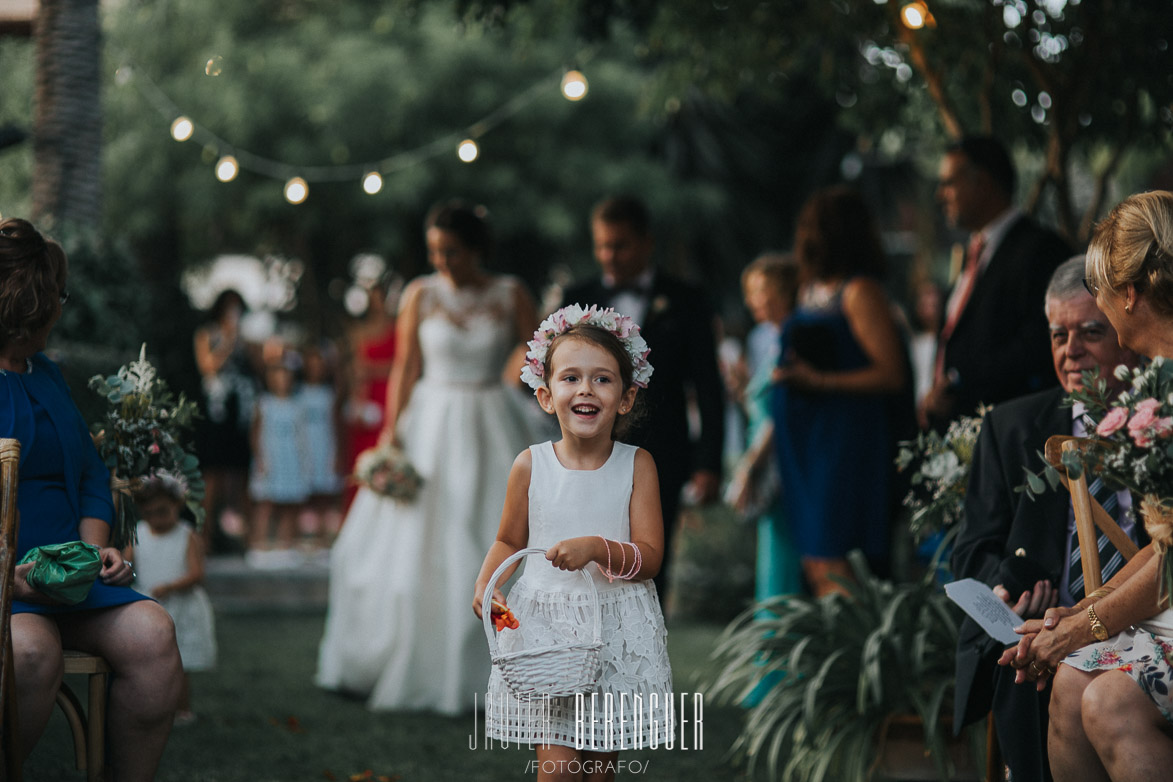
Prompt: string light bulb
<box><xmin>215</xmin><ymin>155</ymin><xmax>239</xmax><ymax>182</ymax></box>
<box><xmin>170</xmin><ymin>116</ymin><xmax>194</xmax><ymax>142</ymax></box>
<box><xmin>362</xmin><ymin>171</ymin><xmax>383</xmax><ymax>194</ymax></box>
<box><xmin>457</xmin><ymin>139</ymin><xmax>479</xmax><ymax>163</ymax></box>
<box><xmin>284</xmin><ymin>177</ymin><xmax>308</xmax><ymax>204</ymax></box>
<box><xmin>901</xmin><ymin>1</ymin><xmax>935</xmax><ymax>29</ymax></box>
<box><xmin>560</xmin><ymin>70</ymin><xmax>588</xmax><ymax>101</ymax></box>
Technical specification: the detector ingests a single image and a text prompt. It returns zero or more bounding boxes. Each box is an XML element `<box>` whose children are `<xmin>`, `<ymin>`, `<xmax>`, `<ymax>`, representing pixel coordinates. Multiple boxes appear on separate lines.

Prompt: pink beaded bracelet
<box><xmin>597</xmin><ymin>535</ymin><xmax>641</xmax><ymax>582</ymax></box>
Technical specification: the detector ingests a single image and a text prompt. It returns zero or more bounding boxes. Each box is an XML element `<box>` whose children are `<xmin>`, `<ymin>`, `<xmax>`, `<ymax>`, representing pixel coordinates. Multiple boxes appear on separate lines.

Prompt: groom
<box><xmin>560</xmin><ymin>195</ymin><xmax>725</xmax><ymax>607</ymax></box>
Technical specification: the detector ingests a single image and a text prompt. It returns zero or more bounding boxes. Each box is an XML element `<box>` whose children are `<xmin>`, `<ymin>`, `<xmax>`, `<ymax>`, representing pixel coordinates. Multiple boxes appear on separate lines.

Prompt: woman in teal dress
<box><xmin>771</xmin><ymin>187</ymin><xmax>911</xmax><ymax>597</ymax></box>
<box><xmin>2</xmin><ymin>218</ymin><xmax>182</xmax><ymax>781</ymax></box>
<box><xmin>727</xmin><ymin>254</ymin><xmax>803</xmax><ymax>599</ymax></box>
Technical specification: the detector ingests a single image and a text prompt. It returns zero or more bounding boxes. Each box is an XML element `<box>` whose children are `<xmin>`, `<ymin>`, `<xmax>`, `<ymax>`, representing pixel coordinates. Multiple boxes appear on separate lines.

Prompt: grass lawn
<box><xmin>22</xmin><ymin>612</ymin><xmax>748</xmax><ymax>781</ymax></box>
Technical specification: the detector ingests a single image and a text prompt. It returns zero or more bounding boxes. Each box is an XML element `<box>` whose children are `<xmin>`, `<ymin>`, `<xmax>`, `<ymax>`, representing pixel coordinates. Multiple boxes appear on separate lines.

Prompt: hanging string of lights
<box><xmin>116</xmin><ymin>50</ymin><xmax>593</xmax><ymax>204</ymax></box>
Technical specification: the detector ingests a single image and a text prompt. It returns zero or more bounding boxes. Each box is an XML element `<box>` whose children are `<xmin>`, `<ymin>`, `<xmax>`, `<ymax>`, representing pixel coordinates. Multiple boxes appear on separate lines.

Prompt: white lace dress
<box><xmin>485</xmin><ymin>441</ymin><xmax>674</xmax><ymax>749</ymax></box>
<box><xmin>316</xmin><ymin>274</ymin><xmax>536</xmax><ymax>714</ymax></box>
<box><xmin>132</xmin><ymin>521</ymin><xmax>217</xmax><ymax>671</ymax></box>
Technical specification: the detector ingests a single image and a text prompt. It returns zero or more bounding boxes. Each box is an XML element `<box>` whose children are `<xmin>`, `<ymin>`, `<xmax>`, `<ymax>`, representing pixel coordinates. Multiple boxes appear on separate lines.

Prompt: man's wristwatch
<box><xmin>1088</xmin><ymin>604</ymin><xmax>1109</xmax><ymax>642</ymax></box>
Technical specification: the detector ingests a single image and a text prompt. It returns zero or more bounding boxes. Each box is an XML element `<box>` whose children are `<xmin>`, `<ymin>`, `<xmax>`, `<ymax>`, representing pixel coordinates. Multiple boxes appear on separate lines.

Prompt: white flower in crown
<box><xmin>520</xmin><ymin>304</ymin><xmax>654</xmax><ymax>391</ymax></box>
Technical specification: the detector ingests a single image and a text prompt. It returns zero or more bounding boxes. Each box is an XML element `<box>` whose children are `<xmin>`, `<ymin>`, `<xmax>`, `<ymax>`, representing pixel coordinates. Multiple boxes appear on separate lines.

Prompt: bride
<box><xmin>316</xmin><ymin>201</ymin><xmax>538</xmax><ymax>714</ymax></box>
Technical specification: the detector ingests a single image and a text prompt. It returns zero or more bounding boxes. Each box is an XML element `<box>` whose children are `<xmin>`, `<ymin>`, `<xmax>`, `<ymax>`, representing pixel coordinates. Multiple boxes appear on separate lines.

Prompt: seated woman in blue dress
<box><xmin>1</xmin><ymin>218</ymin><xmax>182</xmax><ymax>781</ymax></box>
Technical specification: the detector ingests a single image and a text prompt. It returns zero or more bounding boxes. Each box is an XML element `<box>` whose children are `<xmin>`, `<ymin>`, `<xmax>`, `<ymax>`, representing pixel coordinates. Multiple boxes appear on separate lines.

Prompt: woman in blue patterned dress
<box><xmin>1</xmin><ymin>218</ymin><xmax>182</xmax><ymax>780</ymax></box>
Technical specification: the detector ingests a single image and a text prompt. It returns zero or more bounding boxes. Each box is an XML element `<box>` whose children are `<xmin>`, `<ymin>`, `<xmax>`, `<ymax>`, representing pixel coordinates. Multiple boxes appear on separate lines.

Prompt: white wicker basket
<box><xmin>482</xmin><ymin>547</ymin><xmax>603</xmax><ymax>699</ymax></box>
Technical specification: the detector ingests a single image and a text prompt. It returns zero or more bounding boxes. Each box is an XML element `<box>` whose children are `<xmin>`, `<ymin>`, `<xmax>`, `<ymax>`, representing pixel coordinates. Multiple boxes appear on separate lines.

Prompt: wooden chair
<box><xmin>2</xmin><ymin>439</ymin><xmax>23</xmax><ymax>781</ymax></box>
<box><xmin>0</xmin><ymin>437</ymin><xmax>110</xmax><ymax>782</ymax></box>
<box><xmin>1045</xmin><ymin>435</ymin><xmax>1140</xmax><ymax>589</ymax></box>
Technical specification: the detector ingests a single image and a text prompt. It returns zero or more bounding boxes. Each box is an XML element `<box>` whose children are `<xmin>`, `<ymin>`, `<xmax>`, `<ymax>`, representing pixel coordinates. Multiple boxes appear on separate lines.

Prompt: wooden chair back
<box><xmin>0</xmin><ymin>437</ymin><xmax>110</xmax><ymax>782</ymax></box>
<box><xmin>1</xmin><ymin>437</ymin><xmax>23</xmax><ymax>781</ymax></box>
<box><xmin>1044</xmin><ymin>435</ymin><xmax>1139</xmax><ymax>591</ymax></box>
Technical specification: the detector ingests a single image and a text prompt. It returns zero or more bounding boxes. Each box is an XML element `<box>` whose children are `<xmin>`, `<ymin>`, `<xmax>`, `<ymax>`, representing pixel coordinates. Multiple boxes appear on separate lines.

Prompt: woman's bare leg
<box><xmin>10</xmin><ymin>612</ymin><xmax>64</xmax><ymax>757</ymax></box>
<box><xmin>1083</xmin><ymin>669</ymin><xmax>1173</xmax><ymax>782</ymax></box>
<box><xmin>1048</xmin><ymin>665</ymin><xmax>1110</xmax><ymax>782</ymax></box>
<box><xmin>802</xmin><ymin>557</ymin><xmax>853</xmax><ymax>597</ymax></box>
<box><xmin>58</xmin><ymin>600</ymin><xmax>182</xmax><ymax>782</ymax></box>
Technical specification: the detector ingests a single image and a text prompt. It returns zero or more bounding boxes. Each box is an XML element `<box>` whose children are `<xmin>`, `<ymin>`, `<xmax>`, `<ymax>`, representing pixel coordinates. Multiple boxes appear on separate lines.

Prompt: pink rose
<box><xmin>1137</xmin><ymin>398</ymin><xmax>1162</xmax><ymax>415</ymax></box>
<box><xmin>1126</xmin><ymin>408</ymin><xmax>1154</xmax><ymax>438</ymax></box>
<box><xmin>1097</xmin><ymin>407</ymin><xmax>1130</xmax><ymax>436</ymax></box>
<box><xmin>1155</xmin><ymin>417</ymin><xmax>1173</xmax><ymax>438</ymax></box>
<box><xmin>149</xmin><ymin>443</ymin><xmax>161</xmax><ymax>454</ymax></box>
<box><xmin>1133</xmin><ymin>429</ymin><xmax>1155</xmax><ymax>448</ymax></box>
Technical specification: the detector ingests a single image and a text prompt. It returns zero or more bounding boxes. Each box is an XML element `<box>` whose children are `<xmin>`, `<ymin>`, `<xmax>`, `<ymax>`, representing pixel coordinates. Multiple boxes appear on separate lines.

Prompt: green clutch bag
<box><xmin>19</xmin><ymin>541</ymin><xmax>103</xmax><ymax>605</ymax></box>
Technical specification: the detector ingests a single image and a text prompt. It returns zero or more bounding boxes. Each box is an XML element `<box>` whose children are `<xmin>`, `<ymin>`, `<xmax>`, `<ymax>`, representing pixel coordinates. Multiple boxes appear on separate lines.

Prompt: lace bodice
<box><xmin>414</xmin><ymin>274</ymin><xmax>519</xmax><ymax>386</ymax></box>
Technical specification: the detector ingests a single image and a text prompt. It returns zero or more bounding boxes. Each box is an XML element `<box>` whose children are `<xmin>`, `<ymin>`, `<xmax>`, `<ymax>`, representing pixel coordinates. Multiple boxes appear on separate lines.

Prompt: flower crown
<box><xmin>521</xmin><ymin>304</ymin><xmax>653</xmax><ymax>391</ymax></box>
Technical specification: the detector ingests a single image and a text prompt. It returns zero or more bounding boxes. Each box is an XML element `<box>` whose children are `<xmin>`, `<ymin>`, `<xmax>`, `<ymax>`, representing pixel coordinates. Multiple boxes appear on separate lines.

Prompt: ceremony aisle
<box><xmin>22</xmin><ymin>602</ymin><xmax>743</xmax><ymax>781</ymax></box>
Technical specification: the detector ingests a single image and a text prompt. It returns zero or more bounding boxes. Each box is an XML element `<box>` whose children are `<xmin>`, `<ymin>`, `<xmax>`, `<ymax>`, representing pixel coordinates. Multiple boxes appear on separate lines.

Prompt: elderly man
<box><xmin>921</xmin><ymin>136</ymin><xmax>1071</xmax><ymax>430</ymax></box>
<box><xmin>951</xmin><ymin>256</ymin><xmax>1143</xmax><ymax>781</ymax></box>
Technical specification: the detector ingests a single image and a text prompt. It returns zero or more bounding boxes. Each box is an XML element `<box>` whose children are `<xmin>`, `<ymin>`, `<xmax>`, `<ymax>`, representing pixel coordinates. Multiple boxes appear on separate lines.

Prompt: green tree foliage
<box><xmin>99</xmin><ymin>0</ymin><xmax>717</xmax><ymax>298</ymax></box>
<box><xmin>560</xmin><ymin>0</ymin><xmax>1173</xmax><ymax>241</ymax></box>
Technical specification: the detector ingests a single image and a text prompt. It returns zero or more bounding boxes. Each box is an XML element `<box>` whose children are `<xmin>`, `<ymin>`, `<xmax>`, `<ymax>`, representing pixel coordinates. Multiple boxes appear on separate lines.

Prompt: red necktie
<box><xmin>934</xmin><ymin>234</ymin><xmax>986</xmax><ymax>384</ymax></box>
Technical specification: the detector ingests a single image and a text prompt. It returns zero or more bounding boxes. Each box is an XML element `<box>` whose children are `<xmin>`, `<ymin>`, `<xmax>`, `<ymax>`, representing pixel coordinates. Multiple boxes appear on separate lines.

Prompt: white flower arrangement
<box><xmin>895</xmin><ymin>407</ymin><xmax>990</xmax><ymax>540</ymax></box>
<box><xmin>353</xmin><ymin>442</ymin><xmax>423</xmax><ymax>502</ymax></box>
<box><xmin>521</xmin><ymin>304</ymin><xmax>653</xmax><ymax>391</ymax></box>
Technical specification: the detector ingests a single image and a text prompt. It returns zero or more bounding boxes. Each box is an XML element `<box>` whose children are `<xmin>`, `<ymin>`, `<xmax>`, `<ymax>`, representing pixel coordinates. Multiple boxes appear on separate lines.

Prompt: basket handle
<box><xmin>481</xmin><ymin>546</ymin><xmax>602</xmax><ymax>658</ymax></box>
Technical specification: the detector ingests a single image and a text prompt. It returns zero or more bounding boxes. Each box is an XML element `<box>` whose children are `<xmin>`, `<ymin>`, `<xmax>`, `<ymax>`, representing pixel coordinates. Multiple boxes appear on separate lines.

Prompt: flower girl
<box><xmin>127</xmin><ymin>472</ymin><xmax>217</xmax><ymax>724</ymax></box>
<box><xmin>473</xmin><ymin>305</ymin><xmax>673</xmax><ymax>780</ymax></box>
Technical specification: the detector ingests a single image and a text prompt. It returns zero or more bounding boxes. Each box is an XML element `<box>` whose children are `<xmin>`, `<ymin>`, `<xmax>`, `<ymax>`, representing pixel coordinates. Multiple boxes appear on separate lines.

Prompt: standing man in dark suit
<box><xmin>952</xmin><ymin>256</ymin><xmax>1142</xmax><ymax>781</ymax></box>
<box><xmin>561</xmin><ymin>195</ymin><xmax>725</xmax><ymax>606</ymax></box>
<box><xmin>920</xmin><ymin>136</ymin><xmax>1072</xmax><ymax>430</ymax></box>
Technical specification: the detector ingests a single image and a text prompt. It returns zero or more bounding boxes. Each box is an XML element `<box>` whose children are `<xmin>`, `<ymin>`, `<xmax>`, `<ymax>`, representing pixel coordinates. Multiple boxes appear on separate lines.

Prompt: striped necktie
<box><xmin>1069</xmin><ymin>476</ymin><xmax>1125</xmax><ymax>601</ymax></box>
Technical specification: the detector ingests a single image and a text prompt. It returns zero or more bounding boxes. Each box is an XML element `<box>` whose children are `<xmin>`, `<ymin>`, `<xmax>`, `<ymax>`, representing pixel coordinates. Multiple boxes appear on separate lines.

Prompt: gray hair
<box><xmin>1045</xmin><ymin>255</ymin><xmax>1089</xmax><ymax>304</ymax></box>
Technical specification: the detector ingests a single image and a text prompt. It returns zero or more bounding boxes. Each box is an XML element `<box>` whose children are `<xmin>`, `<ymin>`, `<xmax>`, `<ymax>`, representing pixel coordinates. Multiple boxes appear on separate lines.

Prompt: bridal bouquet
<box><xmin>353</xmin><ymin>442</ymin><xmax>423</xmax><ymax>502</ymax></box>
<box><xmin>895</xmin><ymin>406</ymin><xmax>990</xmax><ymax>540</ymax></box>
<box><xmin>89</xmin><ymin>344</ymin><xmax>205</xmax><ymax>547</ymax></box>
<box><xmin>1027</xmin><ymin>359</ymin><xmax>1173</xmax><ymax>598</ymax></box>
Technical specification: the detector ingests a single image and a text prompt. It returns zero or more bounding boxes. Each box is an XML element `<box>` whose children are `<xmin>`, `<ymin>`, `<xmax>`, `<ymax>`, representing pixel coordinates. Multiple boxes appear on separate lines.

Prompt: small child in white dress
<box><xmin>473</xmin><ymin>305</ymin><xmax>673</xmax><ymax>780</ymax></box>
<box><xmin>127</xmin><ymin>473</ymin><xmax>217</xmax><ymax>724</ymax></box>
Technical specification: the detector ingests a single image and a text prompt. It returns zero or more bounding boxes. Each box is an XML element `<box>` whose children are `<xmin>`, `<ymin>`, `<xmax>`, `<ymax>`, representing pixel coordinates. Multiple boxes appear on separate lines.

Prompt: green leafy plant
<box><xmin>706</xmin><ymin>552</ymin><xmax>971</xmax><ymax>782</ymax></box>
<box><xmin>89</xmin><ymin>344</ymin><xmax>205</xmax><ymax>547</ymax></box>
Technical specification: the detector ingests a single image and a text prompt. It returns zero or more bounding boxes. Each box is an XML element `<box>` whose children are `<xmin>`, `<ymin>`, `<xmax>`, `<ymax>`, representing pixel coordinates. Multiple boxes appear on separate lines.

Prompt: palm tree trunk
<box><xmin>32</xmin><ymin>0</ymin><xmax>102</xmax><ymax>231</ymax></box>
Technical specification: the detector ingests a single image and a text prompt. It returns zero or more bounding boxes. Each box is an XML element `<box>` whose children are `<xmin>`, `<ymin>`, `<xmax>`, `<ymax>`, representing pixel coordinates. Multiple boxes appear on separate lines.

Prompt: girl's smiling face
<box><xmin>537</xmin><ymin>337</ymin><xmax>637</xmax><ymax>442</ymax></box>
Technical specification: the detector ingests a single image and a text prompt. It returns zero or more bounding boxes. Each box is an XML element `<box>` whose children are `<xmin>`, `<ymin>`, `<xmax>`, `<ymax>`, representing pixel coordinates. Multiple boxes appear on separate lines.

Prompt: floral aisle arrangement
<box><xmin>352</xmin><ymin>442</ymin><xmax>423</xmax><ymax>502</ymax></box>
<box><xmin>895</xmin><ymin>407</ymin><xmax>990</xmax><ymax>542</ymax></box>
<box><xmin>1024</xmin><ymin>359</ymin><xmax>1173</xmax><ymax>599</ymax></box>
<box><xmin>89</xmin><ymin>344</ymin><xmax>204</xmax><ymax>548</ymax></box>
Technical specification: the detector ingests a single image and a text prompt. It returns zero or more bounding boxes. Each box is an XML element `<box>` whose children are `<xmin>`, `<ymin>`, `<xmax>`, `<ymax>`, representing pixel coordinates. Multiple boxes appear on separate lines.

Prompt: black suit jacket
<box><xmin>560</xmin><ymin>273</ymin><xmax>725</xmax><ymax>492</ymax></box>
<box><xmin>952</xmin><ymin>387</ymin><xmax>1071</xmax><ymax>728</ymax></box>
<box><xmin>940</xmin><ymin>215</ymin><xmax>1071</xmax><ymax>422</ymax></box>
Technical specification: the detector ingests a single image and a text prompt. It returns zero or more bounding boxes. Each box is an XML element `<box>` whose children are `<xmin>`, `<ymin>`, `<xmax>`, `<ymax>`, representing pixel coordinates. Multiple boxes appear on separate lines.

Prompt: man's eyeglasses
<box><xmin>59</xmin><ymin>290</ymin><xmax>70</xmax><ymax>305</ymax></box>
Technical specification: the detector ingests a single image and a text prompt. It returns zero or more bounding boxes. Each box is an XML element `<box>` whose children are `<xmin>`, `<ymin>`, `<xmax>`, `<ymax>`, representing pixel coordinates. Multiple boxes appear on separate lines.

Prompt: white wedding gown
<box><xmin>316</xmin><ymin>274</ymin><xmax>536</xmax><ymax>714</ymax></box>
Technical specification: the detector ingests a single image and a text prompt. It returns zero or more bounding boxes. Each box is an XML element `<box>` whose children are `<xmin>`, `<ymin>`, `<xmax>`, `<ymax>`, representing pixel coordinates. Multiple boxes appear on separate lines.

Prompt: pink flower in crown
<box><xmin>1097</xmin><ymin>407</ymin><xmax>1130</xmax><ymax>437</ymax></box>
